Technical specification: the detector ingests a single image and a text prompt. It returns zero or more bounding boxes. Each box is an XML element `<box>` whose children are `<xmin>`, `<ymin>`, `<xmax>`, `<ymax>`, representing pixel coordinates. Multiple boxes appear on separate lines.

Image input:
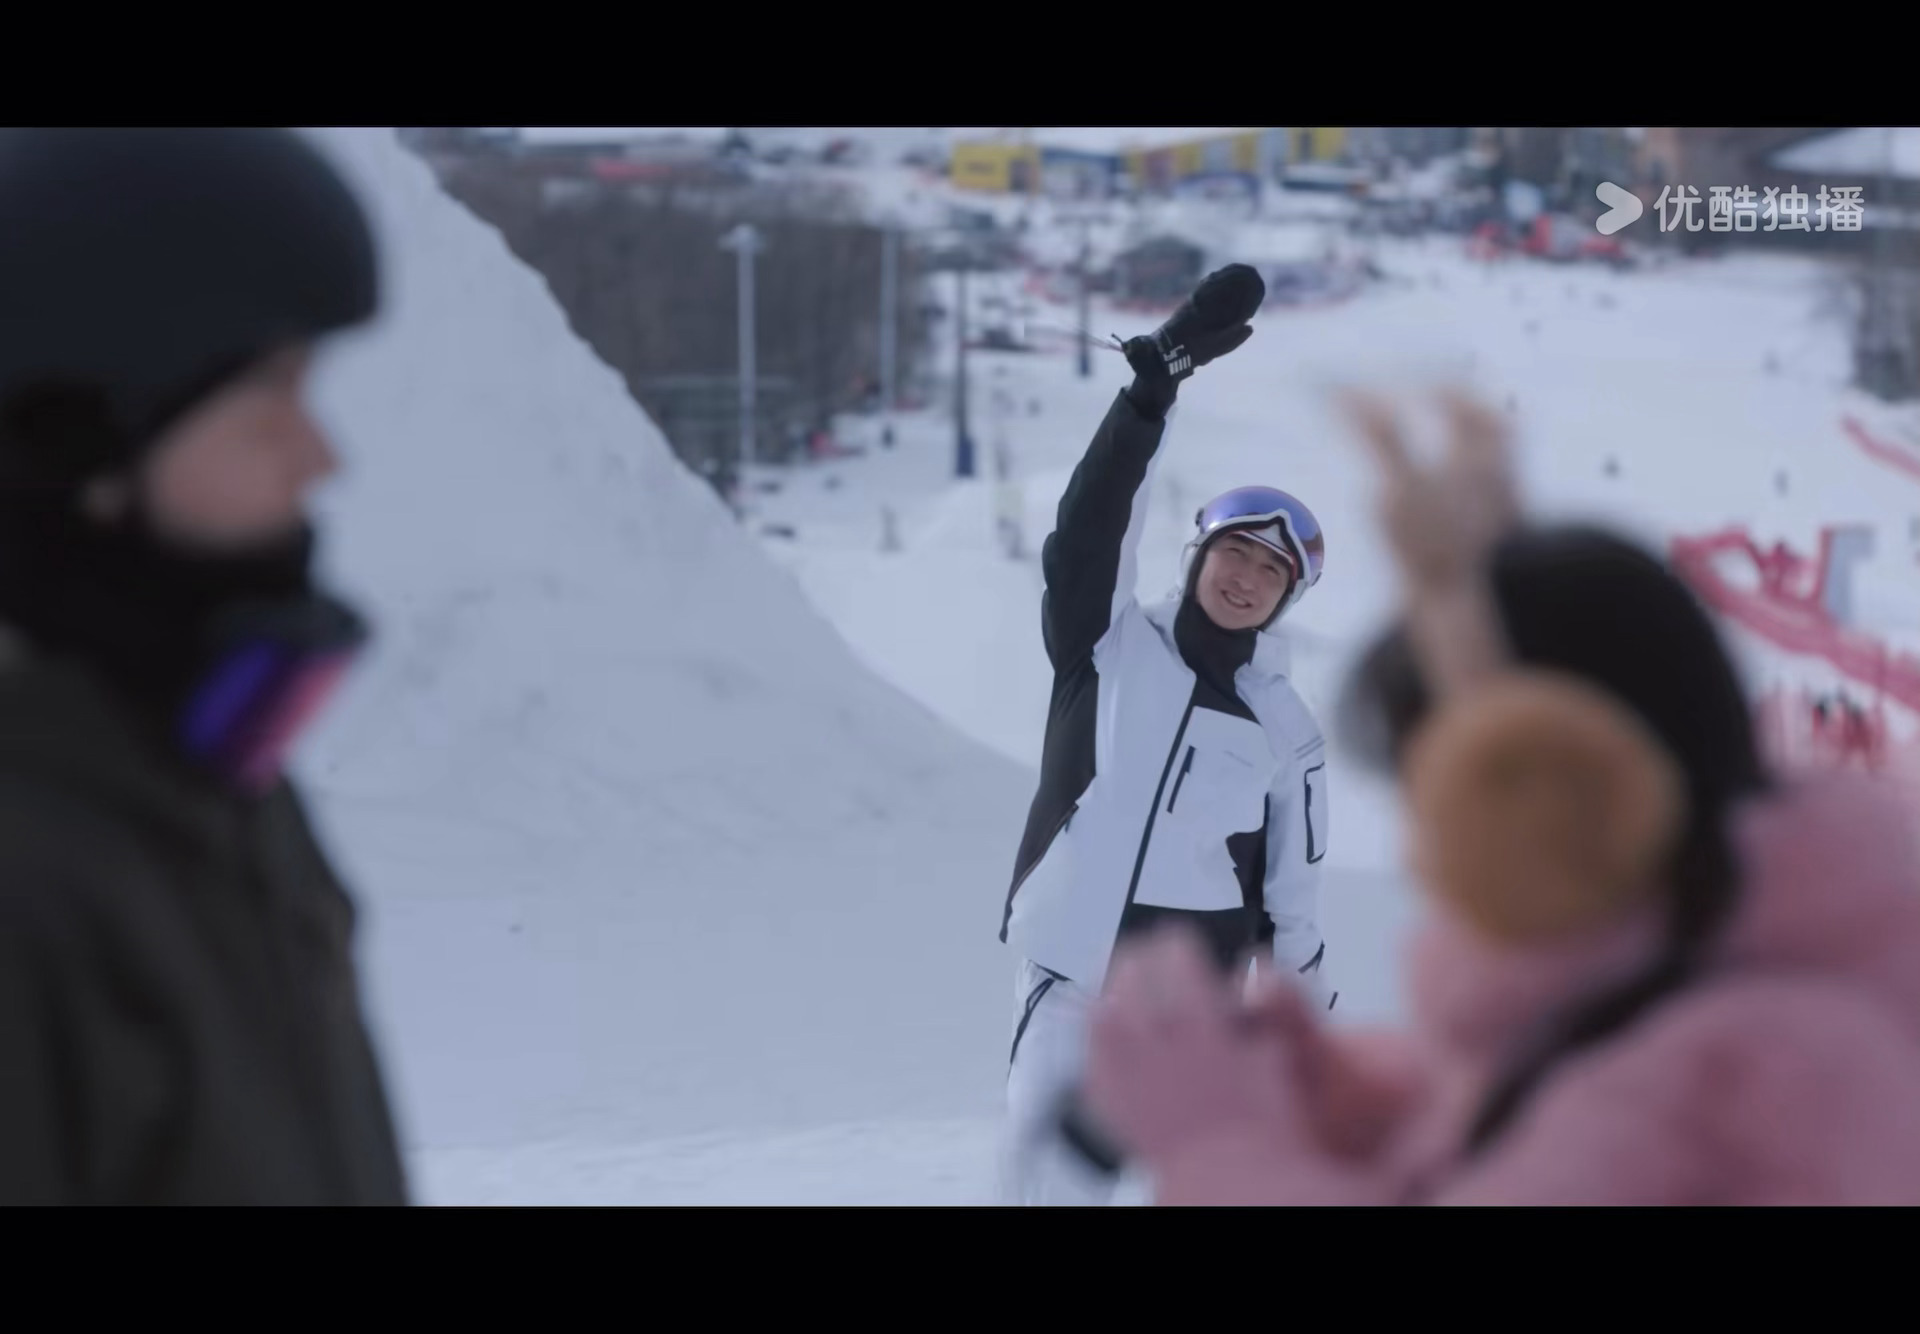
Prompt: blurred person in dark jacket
<box><xmin>0</xmin><ymin>128</ymin><xmax>408</xmax><ymax>1204</ymax></box>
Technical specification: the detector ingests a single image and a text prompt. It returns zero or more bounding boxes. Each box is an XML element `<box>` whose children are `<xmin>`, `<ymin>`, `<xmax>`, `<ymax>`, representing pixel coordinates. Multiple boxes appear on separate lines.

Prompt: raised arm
<box><xmin>1039</xmin><ymin>264</ymin><xmax>1268</xmax><ymax>671</ymax></box>
<box><xmin>1338</xmin><ymin>387</ymin><xmax>1521</xmax><ymax>700</ymax></box>
<box><xmin>1038</xmin><ymin>386</ymin><xmax>1175</xmax><ymax>670</ymax></box>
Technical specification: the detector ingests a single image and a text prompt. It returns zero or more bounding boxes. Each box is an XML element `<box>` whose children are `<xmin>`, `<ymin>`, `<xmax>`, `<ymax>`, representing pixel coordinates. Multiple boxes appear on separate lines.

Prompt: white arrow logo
<box><xmin>1595</xmin><ymin>181</ymin><xmax>1644</xmax><ymax>235</ymax></box>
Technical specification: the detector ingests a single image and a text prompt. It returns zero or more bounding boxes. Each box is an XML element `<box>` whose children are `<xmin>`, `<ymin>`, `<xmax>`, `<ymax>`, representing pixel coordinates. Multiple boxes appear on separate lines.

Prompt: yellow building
<box><xmin>1121</xmin><ymin>128</ymin><xmax>1348</xmax><ymax>191</ymax></box>
<box><xmin>1280</xmin><ymin>127</ymin><xmax>1347</xmax><ymax>163</ymax></box>
<box><xmin>949</xmin><ymin>139</ymin><xmax>1042</xmax><ymax>193</ymax></box>
<box><xmin>950</xmin><ymin>128</ymin><xmax>1349</xmax><ymax>194</ymax></box>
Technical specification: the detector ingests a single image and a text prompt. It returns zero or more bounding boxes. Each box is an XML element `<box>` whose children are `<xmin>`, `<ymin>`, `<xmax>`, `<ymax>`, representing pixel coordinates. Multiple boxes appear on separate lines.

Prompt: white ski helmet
<box><xmin>1180</xmin><ymin>484</ymin><xmax>1325</xmax><ymax>625</ymax></box>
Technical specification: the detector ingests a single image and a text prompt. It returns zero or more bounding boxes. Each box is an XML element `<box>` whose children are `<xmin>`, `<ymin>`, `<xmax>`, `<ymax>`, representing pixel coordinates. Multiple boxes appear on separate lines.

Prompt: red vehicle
<box><xmin>1520</xmin><ymin>211</ymin><xmax>1632</xmax><ymax>266</ymax></box>
<box><xmin>1470</xmin><ymin>212</ymin><xmax>1632</xmax><ymax>268</ymax></box>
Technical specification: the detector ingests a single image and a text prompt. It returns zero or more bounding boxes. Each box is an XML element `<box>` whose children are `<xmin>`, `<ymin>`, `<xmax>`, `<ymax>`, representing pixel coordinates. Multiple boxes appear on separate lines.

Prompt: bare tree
<box><xmin>433</xmin><ymin>160</ymin><xmax>931</xmax><ymax>491</ymax></box>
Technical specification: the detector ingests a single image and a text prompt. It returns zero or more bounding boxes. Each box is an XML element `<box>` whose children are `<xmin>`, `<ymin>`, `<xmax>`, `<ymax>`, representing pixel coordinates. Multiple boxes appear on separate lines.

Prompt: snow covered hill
<box><xmin>284</xmin><ymin>129</ymin><xmax>1034</xmax><ymax>1185</ymax></box>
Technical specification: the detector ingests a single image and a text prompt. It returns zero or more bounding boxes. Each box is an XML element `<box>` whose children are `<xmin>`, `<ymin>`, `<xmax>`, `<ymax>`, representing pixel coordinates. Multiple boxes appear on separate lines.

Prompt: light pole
<box><xmin>879</xmin><ymin>220</ymin><xmax>898</xmax><ymax>414</ymax></box>
<box><xmin>926</xmin><ymin>230</ymin><xmax>980</xmax><ymax>478</ymax></box>
<box><xmin>1076</xmin><ymin>214</ymin><xmax>1094</xmax><ymax>378</ymax></box>
<box><xmin>955</xmin><ymin>249</ymin><xmax>975</xmax><ymax>478</ymax></box>
<box><xmin>1052</xmin><ymin>207</ymin><xmax>1099</xmax><ymax>378</ymax></box>
<box><xmin>719</xmin><ymin>222</ymin><xmax>764</xmax><ymax>500</ymax></box>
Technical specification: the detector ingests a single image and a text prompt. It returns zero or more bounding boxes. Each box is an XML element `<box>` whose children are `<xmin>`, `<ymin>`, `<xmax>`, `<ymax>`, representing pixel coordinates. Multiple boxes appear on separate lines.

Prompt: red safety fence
<box><xmin>1669</xmin><ymin>525</ymin><xmax>1920</xmax><ymax>717</ymax></box>
<box><xmin>1841</xmin><ymin>413</ymin><xmax>1920</xmax><ymax>486</ymax></box>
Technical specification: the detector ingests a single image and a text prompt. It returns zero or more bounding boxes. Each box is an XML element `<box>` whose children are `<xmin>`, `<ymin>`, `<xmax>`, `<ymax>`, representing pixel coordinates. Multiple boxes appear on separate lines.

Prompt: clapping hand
<box><xmin>1338</xmin><ymin>386</ymin><xmax>1522</xmax><ymax>697</ymax></box>
<box><xmin>1338</xmin><ymin>387</ymin><xmax>1521</xmax><ymax>597</ymax></box>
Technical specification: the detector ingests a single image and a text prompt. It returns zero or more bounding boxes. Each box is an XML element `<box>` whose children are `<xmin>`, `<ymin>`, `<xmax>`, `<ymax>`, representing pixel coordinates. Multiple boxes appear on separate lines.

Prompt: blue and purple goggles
<box><xmin>1191</xmin><ymin>485</ymin><xmax>1325</xmax><ymax>613</ymax></box>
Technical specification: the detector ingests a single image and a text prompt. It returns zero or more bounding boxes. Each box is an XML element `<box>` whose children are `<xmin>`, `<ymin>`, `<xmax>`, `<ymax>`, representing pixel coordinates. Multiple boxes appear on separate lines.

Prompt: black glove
<box><xmin>1122</xmin><ymin>263</ymin><xmax>1266</xmax><ymax>419</ymax></box>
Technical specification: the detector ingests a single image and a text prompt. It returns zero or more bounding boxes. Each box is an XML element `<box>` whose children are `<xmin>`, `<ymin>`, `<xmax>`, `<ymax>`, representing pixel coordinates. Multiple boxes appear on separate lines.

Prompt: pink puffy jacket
<box><xmin>1151</xmin><ymin>773</ymin><xmax>1920</xmax><ymax>1205</ymax></box>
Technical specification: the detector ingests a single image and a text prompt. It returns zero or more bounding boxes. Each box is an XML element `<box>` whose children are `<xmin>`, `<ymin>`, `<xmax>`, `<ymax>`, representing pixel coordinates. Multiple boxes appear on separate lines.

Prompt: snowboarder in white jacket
<box><xmin>998</xmin><ymin>264</ymin><xmax>1334</xmax><ymax>1204</ymax></box>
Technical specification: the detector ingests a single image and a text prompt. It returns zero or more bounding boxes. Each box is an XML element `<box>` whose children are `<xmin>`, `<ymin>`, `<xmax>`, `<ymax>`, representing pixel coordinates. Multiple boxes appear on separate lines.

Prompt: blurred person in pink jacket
<box><xmin>1076</xmin><ymin>389</ymin><xmax>1920</xmax><ymax>1206</ymax></box>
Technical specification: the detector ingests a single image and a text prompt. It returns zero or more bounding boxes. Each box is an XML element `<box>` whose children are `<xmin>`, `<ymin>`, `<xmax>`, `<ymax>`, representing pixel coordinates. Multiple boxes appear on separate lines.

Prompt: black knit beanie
<box><xmin>0</xmin><ymin>127</ymin><xmax>378</xmax><ymax>489</ymax></box>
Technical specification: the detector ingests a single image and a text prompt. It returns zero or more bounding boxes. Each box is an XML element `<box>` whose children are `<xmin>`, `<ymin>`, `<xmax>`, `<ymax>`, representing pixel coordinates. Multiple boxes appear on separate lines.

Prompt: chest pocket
<box><xmin>1165</xmin><ymin>707</ymin><xmax>1277</xmax><ymax>838</ymax></box>
<box><xmin>1131</xmin><ymin>704</ymin><xmax>1280</xmax><ymax>913</ymax></box>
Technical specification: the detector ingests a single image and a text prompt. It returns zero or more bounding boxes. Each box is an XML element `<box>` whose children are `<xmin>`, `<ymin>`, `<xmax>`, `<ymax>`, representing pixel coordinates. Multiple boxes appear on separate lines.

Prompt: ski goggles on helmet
<box><xmin>1191</xmin><ymin>485</ymin><xmax>1325</xmax><ymax>613</ymax></box>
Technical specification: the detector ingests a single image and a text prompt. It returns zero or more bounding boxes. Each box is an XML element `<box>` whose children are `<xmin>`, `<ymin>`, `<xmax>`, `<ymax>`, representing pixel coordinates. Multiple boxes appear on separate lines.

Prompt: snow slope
<box><xmin>410</xmin><ymin>1117</ymin><xmax>1002</xmax><ymax>1206</ymax></box>
<box><xmin>284</xmin><ymin>129</ymin><xmax>1035</xmax><ymax>1187</ymax></box>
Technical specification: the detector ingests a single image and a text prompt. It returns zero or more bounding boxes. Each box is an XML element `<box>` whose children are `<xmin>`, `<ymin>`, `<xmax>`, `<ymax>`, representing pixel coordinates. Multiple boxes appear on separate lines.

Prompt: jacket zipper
<box><xmin>1165</xmin><ymin>746</ymin><xmax>1195</xmax><ymax>813</ymax></box>
<box><xmin>1123</xmin><ymin>695</ymin><xmax>1197</xmax><ymax>912</ymax></box>
<box><xmin>1304</xmin><ymin>769</ymin><xmax>1320</xmax><ymax>863</ymax></box>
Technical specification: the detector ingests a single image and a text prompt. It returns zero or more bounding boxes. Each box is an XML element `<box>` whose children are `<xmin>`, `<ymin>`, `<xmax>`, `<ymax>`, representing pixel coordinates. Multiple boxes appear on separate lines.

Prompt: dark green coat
<box><xmin>0</xmin><ymin>642</ymin><xmax>409</xmax><ymax>1203</ymax></box>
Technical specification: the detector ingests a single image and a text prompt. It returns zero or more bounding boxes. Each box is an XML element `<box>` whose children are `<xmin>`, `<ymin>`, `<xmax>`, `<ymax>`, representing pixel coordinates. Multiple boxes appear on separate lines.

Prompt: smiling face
<box><xmin>1195</xmin><ymin>530</ymin><xmax>1294</xmax><ymax>630</ymax></box>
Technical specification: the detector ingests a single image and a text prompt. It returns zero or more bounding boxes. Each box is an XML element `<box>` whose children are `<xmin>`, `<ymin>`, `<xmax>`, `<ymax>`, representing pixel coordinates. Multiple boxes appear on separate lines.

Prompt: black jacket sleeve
<box><xmin>1039</xmin><ymin>388</ymin><xmax>1170</xmax><ymax>671</ymax></box>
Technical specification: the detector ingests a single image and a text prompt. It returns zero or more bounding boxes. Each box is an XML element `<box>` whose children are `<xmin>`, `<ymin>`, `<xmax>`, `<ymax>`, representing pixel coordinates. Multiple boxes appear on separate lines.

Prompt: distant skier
<box><xmin>996</xmin><ymin>264</ymin><xmax>1334</xmax><ymax>1205</ymax></box>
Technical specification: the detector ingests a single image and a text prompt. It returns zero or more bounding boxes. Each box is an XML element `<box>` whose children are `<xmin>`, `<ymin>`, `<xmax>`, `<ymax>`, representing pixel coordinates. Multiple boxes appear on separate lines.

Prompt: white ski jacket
<box><xmin>999</xmin><ymin>389</ymin><xmax>1332</xmax><ymax>1004</ymax></box>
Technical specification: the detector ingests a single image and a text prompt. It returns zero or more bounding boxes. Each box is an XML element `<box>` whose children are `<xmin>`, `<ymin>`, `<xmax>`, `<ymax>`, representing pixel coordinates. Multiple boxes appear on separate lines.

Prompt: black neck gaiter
<box><xmin>0</xmin><ymin>491</ymin><xmax>366</xmax><ymax>790</ymax></box>
<box><xmin>1174</xmin><ymin>592</ymin><xmax>1259</xmax><ymax>709</ymax></box>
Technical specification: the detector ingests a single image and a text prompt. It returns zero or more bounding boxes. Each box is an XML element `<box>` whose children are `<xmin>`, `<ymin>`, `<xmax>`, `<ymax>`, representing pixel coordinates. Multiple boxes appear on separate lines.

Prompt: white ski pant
<box><xmin>999</xmin><ymin>958</ymin><xmax>1150</xmax><ymax>1206</ymax></box>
